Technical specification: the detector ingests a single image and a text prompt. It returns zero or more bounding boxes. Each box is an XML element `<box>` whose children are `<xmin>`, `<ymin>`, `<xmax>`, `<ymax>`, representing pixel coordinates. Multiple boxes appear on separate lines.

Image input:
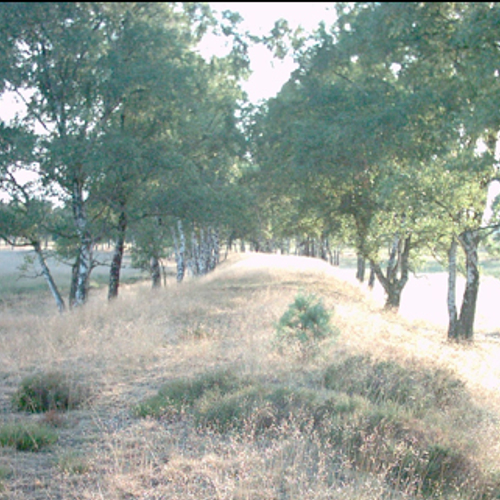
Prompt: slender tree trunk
<box><xmin>108</xmin><ymin>209</ymin><xmax>127</xmax><ymax>300</ymax></box>
<box><xmin>368</xmin><ymin>263</ymin><xmax>375</xmax><ymax>289</ymax></box>
<box><xmin>150</xmin><ymin>255</ymin><xmax>161</xmax><ymax>288</ymax></box>
<box><xmin>356</xmin><ymin>254</ymin><xmax>366</xmax><ymax>282</ymax></box>
<box><xmin>212</xmin><ymin>227</ymin><xmax>220</xmax><ymax>268</ymax></box>
<box><xmin>161</xmin><ymin>259</ymin><xmax>167</xmax><ymax>287</ymax></box>
<box><xmin>33</xmin><ymin>241</ymin><xmax>66</xmax><ymax>313</ymax></box>
<box><xmin>447</xmin><ymin>238</ymin><xmax>459</xmax><ymax>340</ymax></box>
<box><xmin>455</xmin><ymin>229</ymin><xmax>480</xmax><ymax>340</ymax></box>
<box><xmin>171</xmin><ymin>219</ymin><xmax>186</xmax><ymax>283</ymax></box>
<box><xmin>72</xmin><ymin>180</ymin><xmax>93</xmax><ymax>306</ymax></box>
<box><xmin>69</xmin><ymin>254</ymin><xmax>80</xmax><ymax>308</ymax></box>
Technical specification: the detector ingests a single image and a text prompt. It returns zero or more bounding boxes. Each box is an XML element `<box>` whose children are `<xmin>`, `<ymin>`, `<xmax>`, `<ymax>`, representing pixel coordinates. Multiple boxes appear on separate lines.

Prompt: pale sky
<box><xmin>205</xmin><ymin>2</ymin><xmax>335</xmax><ymax>102</ymax></box>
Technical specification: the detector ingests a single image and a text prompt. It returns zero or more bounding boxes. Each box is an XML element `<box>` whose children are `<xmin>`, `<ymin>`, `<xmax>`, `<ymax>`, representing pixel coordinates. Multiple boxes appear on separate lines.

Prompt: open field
<box><xmin>1</xmin><ymin>252</ymin><xmax>500</xmax><ymax>499</ymax></box>
<box><xmin>0</xmin><ymin>246</ymin><xmax>151</xmax><ymax>304</ymax></box>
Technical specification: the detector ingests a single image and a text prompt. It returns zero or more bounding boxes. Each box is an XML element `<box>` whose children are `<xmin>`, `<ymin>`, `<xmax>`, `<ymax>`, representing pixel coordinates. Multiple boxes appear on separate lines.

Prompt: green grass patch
<box><xmin>12</xmin><ymin>371</ymin><xmax>90</xmax><ymax>413</ymax></box>
<box><xmin>57</xmin><ymin>451</ymin><xmax>91</xmax><ymax>474</ymax></box>
<box><xmin>134</xmin><ymin>356</ymin><xmax>495</xmax><ymax>497</ymax></box>
<box><xmin>323</xmin><ymin>354</ymin><xmax>467</xmax><ymax>412</ymax></box>
<box><xmin>133</xmin><ymin>368</ymin><xmax>243</xmax><ymax>418</ymax></box>
<box><xmin>0</xmin><ymin>422</ymin><xmax>58</xmax><ymax>451</ymax></box>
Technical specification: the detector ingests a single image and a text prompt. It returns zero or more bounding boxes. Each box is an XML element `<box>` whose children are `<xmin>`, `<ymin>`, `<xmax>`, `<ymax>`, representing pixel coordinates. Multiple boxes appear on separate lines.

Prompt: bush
<box><xmin>323</xmin><ymin>354</ymin><xmax>467</xmax><ymax>411</ymax></box>
<box><xmin>133</xmin><ymin>368</ymin><xmax>243</xmax><ymax>419</ymax></box>
<box><xmin>0</xmin><ymin>422</ymin><xmax>57</xmax><ymax>451</ymax></box>
<box><xmin>12</xmin><ymin>371</ymin><xmax>89</xmax><ymax>413</ymax></box>
<box><xmin>195</xmin><ymin>384</ymin><xmax>324</xmax><ymax>434</ymax></box>
<box><xmin>275</xmin><ymin>292</ymin><xmax>338</xmax><ymax>358</ymax></box>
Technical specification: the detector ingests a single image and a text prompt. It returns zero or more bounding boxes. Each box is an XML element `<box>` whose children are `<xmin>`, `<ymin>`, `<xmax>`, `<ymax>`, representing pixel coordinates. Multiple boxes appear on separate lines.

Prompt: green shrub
<box><xmin>275</xmin><ymin>292</ymin><xmax>338</xmax><ymax>358</ymax></box>
<box><xmin>133</xmin><ymin>368</ymin><xmax>243</xmax><ymax>418</ymax></box>
<box><xmin>194</xmin><ymin>385</ymin><xmax>268</xmax><ymax>432</ymax></box>
<box><xmin>12</xmin><ymin>371</ymin><xmax>89</xmax><ymax>413</ymax></box>
<box><xmin>321</xmin><ymin>355</ymin><xmax>483</xmax><ymax>496</ymax></box>
<box><xmin>0</xmin><ymin>422</ymin><xmax>57</xmax><ymax>451</ymax></box>
<box><xmin>323</xmin><ymin>354</ymin><xmax>467</xmax><ymax>411</ymax></box>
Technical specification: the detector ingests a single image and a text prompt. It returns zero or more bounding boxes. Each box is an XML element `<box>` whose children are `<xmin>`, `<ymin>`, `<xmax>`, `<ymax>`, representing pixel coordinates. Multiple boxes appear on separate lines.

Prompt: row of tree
<box><xmin>0</xmin><ymin>2</ymin><xmax>252</xmax><ymax>310</ymax></box>
<box><xmin>1</xmin><ymin>3</ymin><xmax>500</xmax><ymax>342</ymax></box>
<box><xmin>250</xmin><ymin>2</ymin><xmax>500</xmax><ymax>341</ymax></box>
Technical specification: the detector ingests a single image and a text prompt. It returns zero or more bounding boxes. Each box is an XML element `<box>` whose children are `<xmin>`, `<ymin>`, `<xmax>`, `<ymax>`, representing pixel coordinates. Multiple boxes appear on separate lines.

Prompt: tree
<box><xmin>332</xmin><ymin>2</ymin><xmax>500</xmax><ymax>338</ymax></box>
<box><xmin>0</xmin><ymin>123</ymin><xmax>65</xmax><ymax>311</ymax></box>
<box><xmin>0</xmin><ymin>2</ymin><xmax>208</xmax><ymax>306</ymax></box>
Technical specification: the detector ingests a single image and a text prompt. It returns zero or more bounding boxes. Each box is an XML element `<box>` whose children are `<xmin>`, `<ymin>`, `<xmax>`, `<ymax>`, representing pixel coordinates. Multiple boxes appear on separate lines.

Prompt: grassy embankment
<box><xmin>1</xmin><ymin>250</ymin><xmax>500</xmax><ymax>499</ymax></box>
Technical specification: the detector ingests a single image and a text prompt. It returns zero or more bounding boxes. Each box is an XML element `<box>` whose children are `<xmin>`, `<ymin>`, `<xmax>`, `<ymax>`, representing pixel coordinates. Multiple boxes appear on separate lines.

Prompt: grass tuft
<box><xmin>12</xmin><ymin>371</ymin><xmax>89</xmax><ymax>413</ymax></box>
<box><xmin>0</xmin><ymin>422</ymin><xmax>58</xmax><ymax>451</ymax></box>
<box><xmin>133</xmin><ymin>368</ymin><xmax>243</xmax><ymax>418</ymax></box>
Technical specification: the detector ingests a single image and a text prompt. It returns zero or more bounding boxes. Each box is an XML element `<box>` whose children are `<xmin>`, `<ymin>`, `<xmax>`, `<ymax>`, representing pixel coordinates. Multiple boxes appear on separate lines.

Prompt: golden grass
<box><xmin>0</xmin><ymin>251</ymin><xmax>499</xmax><ymax>499</ymax></box>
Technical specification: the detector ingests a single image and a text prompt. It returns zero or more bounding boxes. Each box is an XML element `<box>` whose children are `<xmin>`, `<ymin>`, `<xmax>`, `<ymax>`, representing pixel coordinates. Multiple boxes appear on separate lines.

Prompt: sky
<box><xmin>204</xmin><ymin>2</ymin><xmax>335</xmax><ymax>102</ymax></box>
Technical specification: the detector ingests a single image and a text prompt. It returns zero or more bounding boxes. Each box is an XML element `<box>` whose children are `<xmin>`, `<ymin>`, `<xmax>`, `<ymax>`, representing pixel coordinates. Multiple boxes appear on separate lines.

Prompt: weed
<box><xmin>0</xmin><ymin>422</ymin><xmax>57</xmax><ymax>451</ymax></box>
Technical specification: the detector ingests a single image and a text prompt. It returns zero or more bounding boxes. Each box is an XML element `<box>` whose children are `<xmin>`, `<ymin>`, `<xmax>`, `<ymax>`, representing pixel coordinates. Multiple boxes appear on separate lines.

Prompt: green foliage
<box><xmin>12</xmin><ymin>371</ymin><xmax>89</xmax><ymax>413</ymax></box>
<box><xmin>275</xmin><ymin>292</ymin><xmax>338</xmax><ymax>358</ymax></box>
<box><xmin>0</xmin><ymin>422</ymin><xmax>57</xmax><ymax>451</ymax></box>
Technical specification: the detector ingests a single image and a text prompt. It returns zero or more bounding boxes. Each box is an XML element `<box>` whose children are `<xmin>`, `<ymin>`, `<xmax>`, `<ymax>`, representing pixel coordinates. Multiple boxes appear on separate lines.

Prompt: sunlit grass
<box><xmin>0</xmin><ymin>250</ymin><xmax>500</xmax><ymax>499</ymax></box>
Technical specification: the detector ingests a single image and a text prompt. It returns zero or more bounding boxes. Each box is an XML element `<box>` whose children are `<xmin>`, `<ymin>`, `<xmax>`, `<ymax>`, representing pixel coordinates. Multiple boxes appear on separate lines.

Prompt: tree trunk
<box><xmin>108</xmin><ymin>209</ymin><xmax>127</xmax><ymax>300</ymax></box>
<box><xmin>71</xmin><ymin>180</ymin><xmax>93</xmax><ymax>306</ymax></box>
<box><xmin>455</xmin><ymin>229</ymin><xmax>480</xmax><ymax>340</ymax></box>
<box><xmin>69</xmin><ymin>254</ymin><xmax>80</xmax><ymax>308</ymax></box>
<box><xmin>447</xmin><ymin>238</ymin><xmax>459</xmax><ymax>340</ymax></box>
<box><xmin>150</xmin><ymin>255</ymin><xmax>161</xmax><ymax>288</ymax></box>
<box><xmin>371</xmin><ymin>235</ymin><xmax>411</xmax><ymax>311</ymax></box>
<box><xmin>212</xmin><ymin>227</ymin><xmax>220</xmax><ymax>269</ymax></box>
<box><xmin>171</xmin><ymin>219</ymin><xmax>186</xmax><ymax>283</ymax></box>
<box><xmin>368</xmin><ymin>263</ymin><xmax>375</xmax><ymax>289</ymax></box>
<box><xmin>33</xmin><ymin>241</ymin><xmax>66</xmax><ymax>313</ymax></box>
<box><xmin>356</xmin><ymin>254</ymin><xmax>365</xmax><ymax>282</ymax></box>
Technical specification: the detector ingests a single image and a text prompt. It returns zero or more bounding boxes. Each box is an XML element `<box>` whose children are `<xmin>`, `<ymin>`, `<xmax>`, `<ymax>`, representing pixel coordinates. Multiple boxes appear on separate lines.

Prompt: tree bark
<box><xmin>33</xmin><ymin>241</ymin><xmax>66</xmax><ymax>313</ymax></box>
<box><xmin>447</xmin><ymin>237</ymin><xmax>459</xmax><ymax>340</ymax></box>
<box><xmin>171</xmin><ymin>219</ymin><xmax>186</xmax><ymax>283</ymax></box>
<box><xmin>455</xmin><ymin>229</ymin><xmax>480</xmax><ymax>340</ymax></box>
<box><xmin>356</xmin><ymin>254</ymin><xmax>366</xmax><ymax>282</ymax></box>
<box><xmin>108</xmin><ymin>208</ymin><xmax>127</xmax><ymax>300</ymax></box>
<box><xmin>69</xmin><ymin>254</ymin><xmax>80</xmax><ymax>309</ymax></box>
<box><xmin>150</xmin><ymin>255</ymin><xmax>161</xmax><ymax>288</ymax></box>
<box><xmin>368</xmin><ymin>263</ymin><xmax>375</xmax><ymax>289</ymax></box>
<box><xmin>370</xmin><ymin>235</ymin><xmax>411</xmax><ymax>311</ymax></box>
<box><xmin>71</xmin><ymin>180</ymin><xmax>93</xmax><ymax>307</ymax></box>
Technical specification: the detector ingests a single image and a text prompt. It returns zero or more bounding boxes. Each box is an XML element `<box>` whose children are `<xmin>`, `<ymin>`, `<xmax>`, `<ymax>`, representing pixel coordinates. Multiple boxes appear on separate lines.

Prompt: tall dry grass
<box><xmin>0</xmin><ymin>251</ymin><xmax>499</xmax><ymax>499</ymax></box>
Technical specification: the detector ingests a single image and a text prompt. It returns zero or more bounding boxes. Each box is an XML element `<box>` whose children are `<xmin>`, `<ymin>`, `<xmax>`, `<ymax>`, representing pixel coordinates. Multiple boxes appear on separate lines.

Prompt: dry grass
<box><xmin>1</xmin><ymin>251</ymin><xmax>500</xmax><ymax>499</ymax></box>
